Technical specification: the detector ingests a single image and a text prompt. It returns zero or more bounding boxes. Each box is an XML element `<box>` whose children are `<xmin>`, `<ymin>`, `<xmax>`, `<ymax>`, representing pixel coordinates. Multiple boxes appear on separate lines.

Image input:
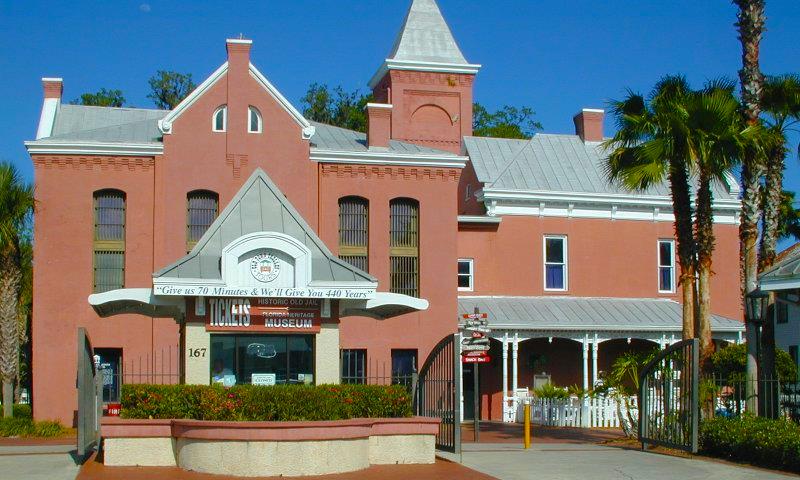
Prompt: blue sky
<box><xmin>1</xmin><ymin>1</ymin><xmax>799</xmax><ymax>232</ymax></box>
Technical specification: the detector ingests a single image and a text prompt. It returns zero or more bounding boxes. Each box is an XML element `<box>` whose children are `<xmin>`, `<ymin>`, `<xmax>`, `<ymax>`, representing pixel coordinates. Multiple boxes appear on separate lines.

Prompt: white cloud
<box><xmin>139</xmin><ymin>3</ymin><xmax>151</xmax><ymax>13</ymax></box>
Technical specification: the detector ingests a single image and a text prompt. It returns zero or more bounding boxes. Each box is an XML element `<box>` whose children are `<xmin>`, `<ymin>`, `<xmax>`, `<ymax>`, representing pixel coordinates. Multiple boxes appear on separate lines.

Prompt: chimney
<box><xmin>573</xmin><ymin>108</ymin><xmax>604</xmax><ymax>142</ymax></box>
<box><xmin>226</xmin><ymin>38</ymin><xmax>252</xmax><ymax>71</ymax></box>
<box><xmin>42</xmin><ymin>77</ymin><xmax>63</xmax><ymax>100</ymax></box>
<box><xmin>366</xmin><ymin>103</ymin><xmax>392</xmax><ymax>149</ymax></box>
<box><xmin>36</xmin><ymin>78</ymin><xmax>63</xmax><ymax>139</ymax></box>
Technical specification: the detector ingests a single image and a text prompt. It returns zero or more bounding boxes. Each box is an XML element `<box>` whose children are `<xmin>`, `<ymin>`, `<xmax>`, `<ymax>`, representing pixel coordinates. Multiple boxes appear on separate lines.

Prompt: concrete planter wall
<box><xmin>102</xmin><ymin>417</ymin><xmax>439</xmax><ymax>477</ymax></box>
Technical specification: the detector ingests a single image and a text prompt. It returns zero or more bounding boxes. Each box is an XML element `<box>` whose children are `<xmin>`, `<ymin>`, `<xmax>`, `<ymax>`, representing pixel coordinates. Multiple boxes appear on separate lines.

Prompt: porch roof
<box><xmin>457</xmin><ymin>296</ymin><xmax>744</xmax><ymax>333</ymax></box>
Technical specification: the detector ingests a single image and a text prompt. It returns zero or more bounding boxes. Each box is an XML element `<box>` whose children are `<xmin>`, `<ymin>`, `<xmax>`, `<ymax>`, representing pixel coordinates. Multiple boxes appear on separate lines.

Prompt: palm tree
<box><xmin>0</xmin><ymin>163</ymin><xmax>34</xmax><ymax>418</ymax></box>
<box><xmin>759</xmin><ymin>75</ymin><xmax>800</xmax><ymax>269</ymax></box>
<box><xmin>733</xmin><ymin>0</ymin><xmax>766</xmax><ymax>414</ymax></box>
<box><xmin>683</xmin><ymin>81</ymin><xmax>747</xmax><ymax>366</ymax></box>
<box><xmin>15</xmin><ymin>239</ymin><xmax>32</xmax><ymax>403</ymax></box>
<box><xmin>603</xmin><ymin>75</ymin><xmax>698</xmax><ymax>340</ymax></box>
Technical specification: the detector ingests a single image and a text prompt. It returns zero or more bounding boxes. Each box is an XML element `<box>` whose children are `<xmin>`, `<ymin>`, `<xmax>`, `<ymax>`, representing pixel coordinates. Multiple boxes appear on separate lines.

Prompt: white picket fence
<box><xmin>515</xmin><ymin>395</ymin><xmax>638</xmax><ymax>428</ymax></box>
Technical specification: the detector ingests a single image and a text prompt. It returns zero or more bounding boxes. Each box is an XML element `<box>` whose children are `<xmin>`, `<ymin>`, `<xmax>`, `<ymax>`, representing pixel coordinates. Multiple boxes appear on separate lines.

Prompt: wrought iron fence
<box><xmin>705</xmin><ymin>375</ymin><xmax>800</xmax><ymax>421</ymax></box>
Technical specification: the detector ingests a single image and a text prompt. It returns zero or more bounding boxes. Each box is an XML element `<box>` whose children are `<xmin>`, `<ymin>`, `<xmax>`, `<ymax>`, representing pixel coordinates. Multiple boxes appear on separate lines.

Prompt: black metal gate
<box><xmin>77</xmin><ymin>327</ymin><xmax>102</xmax><ymax>457</ymax></box>
<box><xmin>638</xmin><ymin>338</ymin><xmax>699</xmax><ymax>453</ymax></box>
<box><xmin>415</xmin><ymin>333</ymin><xmax>461</xmax><ymax>453</ymax></box>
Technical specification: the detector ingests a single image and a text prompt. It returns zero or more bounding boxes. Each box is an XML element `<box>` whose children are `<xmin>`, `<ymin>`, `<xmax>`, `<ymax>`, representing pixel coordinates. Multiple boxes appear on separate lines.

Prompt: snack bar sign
<box><xmin>461</xmin><ymin>312</ymin><xmax>491</xmax><ymax>364</ymax></box>
<box><xmin>204</xmin><ymin>298</ymin><xmax>322</xmax><ymax>334</ymax></box>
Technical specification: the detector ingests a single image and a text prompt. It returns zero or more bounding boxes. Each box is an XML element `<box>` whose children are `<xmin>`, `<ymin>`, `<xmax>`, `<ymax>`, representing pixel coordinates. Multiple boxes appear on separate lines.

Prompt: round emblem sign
<box><xmin>249</xmin><ymin>253</ymin><xmax>281</xmax><ymax>283</ymax></box>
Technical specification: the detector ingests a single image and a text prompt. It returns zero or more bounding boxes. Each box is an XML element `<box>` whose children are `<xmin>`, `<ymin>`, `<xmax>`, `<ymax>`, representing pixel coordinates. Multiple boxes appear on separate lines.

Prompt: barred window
<box><xmin>338</xmin><ymin>197</ymin><xmax>369</xmax><ymax>271</ymax></box>
<box><xmin>390</xmin><ymin>198</ymin><xmax>419</xmax><ymax>297</ymax></box>
<box><xmin>93</xmin><ymin>190</ymin><xmax>125</xmax><ymax>293</ymax></box>
<box><xmin>340</xmin><ymin>349</ymin><xmax>367</xmax><ymax>384</ymax></box>
<box><xmin>187</xmin><ymin>190</ymin><xmax>219</xmax><ymax>251</ymax></box>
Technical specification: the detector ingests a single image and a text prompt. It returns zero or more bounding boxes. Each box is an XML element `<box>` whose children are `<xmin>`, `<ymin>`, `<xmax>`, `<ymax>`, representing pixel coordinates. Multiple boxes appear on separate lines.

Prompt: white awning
<box><xmin>88</xmin><ymin>289</ymin><xmax>185</xmax><ymax>318</ymax></box>
<box><xmin>340</xmin><ymin>292</ymin><xmax>429</xmax><ymax>319</ymax></box>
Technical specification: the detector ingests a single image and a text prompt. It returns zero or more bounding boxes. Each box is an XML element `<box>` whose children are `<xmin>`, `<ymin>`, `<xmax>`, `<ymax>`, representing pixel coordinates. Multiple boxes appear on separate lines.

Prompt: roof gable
<box><xmin>157</xmin><ymin>62</ymin><xmax>314</xmax><ymax>139</ymax></box>
<box><xmin>154</xmin><ymin>168</ymin><xmax>374</xmax><ymax>284</ymax></box>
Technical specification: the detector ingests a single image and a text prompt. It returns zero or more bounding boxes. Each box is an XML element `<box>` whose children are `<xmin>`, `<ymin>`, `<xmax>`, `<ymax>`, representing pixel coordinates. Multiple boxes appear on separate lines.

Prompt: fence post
<box><xmin>523</xmin><ymin>398</ymin><xmax>531</xmax><ymax>449</ymax></box>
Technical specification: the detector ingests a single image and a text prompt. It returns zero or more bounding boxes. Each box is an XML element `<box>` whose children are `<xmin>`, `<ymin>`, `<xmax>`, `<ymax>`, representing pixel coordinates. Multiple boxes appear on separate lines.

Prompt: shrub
<box><xmin>0</xmin><ymin>415</ymin><xmax>67</xmax><ymax>438</ymax></box>
<box><xmin>701</xmin><ymin>416</ymin><xmax>800</xmax><ymax>472</ymax></box>
<box><xmin>121</xmin><ymin>384</ymin><xmax>413</xmax><ymax>421</ymax></box>
<box><xmin>533</xmin><ymin>383</ymin><xmax>569</xmax><ymax>399</ymax></box>
<box><xmin>33</xmin><ymin>420</ymin><xmax>67</xmax><ymax>438</ymax></box>
<box><xmin>13</xmin><ymin>404</ymin><xmax>32</xmax><ymax>419</ymax></box>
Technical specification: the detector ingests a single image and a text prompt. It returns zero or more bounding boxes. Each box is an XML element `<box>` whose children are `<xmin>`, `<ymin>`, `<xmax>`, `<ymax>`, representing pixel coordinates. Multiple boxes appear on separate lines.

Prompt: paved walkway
<box><xmin>441</xmin><ymin>443</ymin><xmax>797</xmax><ymax>480</ymax></box>
<box><xmin>0</xmin><ymin>444</ymin><xmax>81</xmax><ymax>480</ymax></box>
<box><xmin>462</xmin><ymin>422</ymin><xmax>625</xmax><ymax>444</ymax></box>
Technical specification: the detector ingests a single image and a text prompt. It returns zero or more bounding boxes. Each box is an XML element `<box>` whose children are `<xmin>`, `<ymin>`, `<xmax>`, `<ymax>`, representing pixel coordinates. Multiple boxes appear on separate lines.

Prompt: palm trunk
<box><xmin>695</xmin><ymin>170</ymin><xmax>715</xmax><ymax>372</ymax></box>
<box><xmin>734</xmin><ymin>0</ymin><xmax>766</xmax><ymax>414</ymax></box>
<box><xmin>668</xmin><ymin>159</ymin><xmax>696</xmax><ymax>340</ymax></box>
<box><xmin>759</xmin><ymin>146</ymin><xmax>784</xmax><ymax>270</ymax></box>
<box><xmin>0</xmin><ymin>252</ymin><xmax>21</xmax><ymax>418</ymax></box>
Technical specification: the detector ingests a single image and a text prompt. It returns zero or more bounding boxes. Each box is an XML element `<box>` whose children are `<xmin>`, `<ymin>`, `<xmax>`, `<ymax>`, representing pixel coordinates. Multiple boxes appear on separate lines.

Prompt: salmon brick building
<box><xmin>26</xmin><ymin>0</ymin><xmax>744</xmax><ymax>425</ymax></box>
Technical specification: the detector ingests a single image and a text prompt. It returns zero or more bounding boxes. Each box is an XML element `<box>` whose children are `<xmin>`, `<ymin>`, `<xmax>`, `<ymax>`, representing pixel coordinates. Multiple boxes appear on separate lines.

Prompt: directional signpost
<box><xmin>460</xmin><ymin>308</ymin><xmax>491</xmax><ymax>441</ymax></box>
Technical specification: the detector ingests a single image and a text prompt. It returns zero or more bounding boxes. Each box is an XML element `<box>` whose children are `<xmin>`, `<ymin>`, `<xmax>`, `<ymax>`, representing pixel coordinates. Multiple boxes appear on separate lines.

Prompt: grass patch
<box><xmin>0</xmin><ymin>405</ymin><xmax>68</xmax><ymax>438</ymax></box>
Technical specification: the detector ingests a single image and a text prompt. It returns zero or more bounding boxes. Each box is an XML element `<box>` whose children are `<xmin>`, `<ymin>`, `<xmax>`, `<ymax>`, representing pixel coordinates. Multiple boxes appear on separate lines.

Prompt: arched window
<box><xmin>248</xmin><ymin>106</ymin><xmax>262</xmax><ymax>133</ymax></box>
<box><xmin>338</xmin><ymin>196</ymin><xmax>368</xmax><ymax>271</ymax></box>
<box><xmin>187</xmin><ymin>190</ymin><xmax>219</xmax><ymax>251</ymax></box>
<box><xmin>389</xmin><ymin>198</ymin><xmax>419</xmax><ymax>297</ymax></box>
<box><xmin>93</xmin><ymin>189</ymin><xmax>126</xmax><ymax>293</ymax></box>
<box><xmin>212</xmin><ymin>105</ymin><xmax>227</xmax><ymax>132</ymax></box>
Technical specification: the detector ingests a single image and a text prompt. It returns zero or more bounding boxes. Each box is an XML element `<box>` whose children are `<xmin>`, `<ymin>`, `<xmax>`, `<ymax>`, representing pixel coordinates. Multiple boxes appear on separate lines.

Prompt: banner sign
<box><xmin>154</xmin><ymin>284</ymin><xmax>373</xmax><ymax>300</ymax></box>
<box><xmin>204</xmin><ymin>298</ymin><xmax>322</xmax><ymax>333</ymax></box>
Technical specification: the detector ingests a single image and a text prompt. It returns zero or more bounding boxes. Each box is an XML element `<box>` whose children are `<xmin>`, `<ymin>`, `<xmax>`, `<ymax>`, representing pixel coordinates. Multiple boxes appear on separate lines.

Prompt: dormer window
<box><xmin>248</xmin><ymin>106</ymin><xmax>262</xmax><ymax>133</ymax></box>
<box><xmin>213</xmin><ymin>105</ymin><xmax>227</xmax><ymax>132</ymax></box>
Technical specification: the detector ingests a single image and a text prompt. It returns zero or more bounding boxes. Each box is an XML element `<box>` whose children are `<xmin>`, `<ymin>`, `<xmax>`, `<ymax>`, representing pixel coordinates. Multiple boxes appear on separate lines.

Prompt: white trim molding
<box><xmin>25</xmin><ymin>141</ymin><xmax>163</xmax><ymax>156</ymax></box>
<box><xmin>477</xmin><ymin>188</ymin><xmax>742</xmax><ymax>224</ymax></box>
<box><xmin>157</xmin><ymin>61</ymin><xmax>314</xmax><ymax>140</ymax></box>
<box><xmin>368</xmin><ymin>59</ymin><xmax>482</xmax><ymax>88</ymax></box>
<box><xmin>457</xmin><ymin>215</ymin><xmax>502</xmax><ymax>224</ymax></box>
<box><xmin>310</xmin><ymin>148</ymin><xmax>467</xmax><ymax>169</ymax></box>
<box><xmin>35</xmin><ymin>97</ymin><xmax>59</xmax><ymax>139</ymax></box>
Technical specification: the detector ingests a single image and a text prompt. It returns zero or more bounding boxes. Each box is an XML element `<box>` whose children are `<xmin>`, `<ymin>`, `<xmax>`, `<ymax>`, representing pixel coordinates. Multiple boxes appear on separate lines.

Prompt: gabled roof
<box><xmin>760</xmin><ymin>243</ymin><xmax>800</xmax><ymax>291</ymax></box>
<box><xmin>458</xmin><ymin>296</ymin><xmax>744</xmax><ymax>332</ymax></box>
<box><xmin>464</xmin><ymin>134</ymin><xmax>740</xmax><ymax>201</ymax></box>
<box><xmin>310</xmin><ymin>121</ymin><xmax>456</xmax><ymax>155</ymax></box>
<box><xmin>42</xmin><ymin>104</ymin><xmax>167</xmax><ymax>144</ymax></box>
<box><xmin>154</xmin><ymin>168</ymin><xmax>375</xmax><ymax>284</ymax></box>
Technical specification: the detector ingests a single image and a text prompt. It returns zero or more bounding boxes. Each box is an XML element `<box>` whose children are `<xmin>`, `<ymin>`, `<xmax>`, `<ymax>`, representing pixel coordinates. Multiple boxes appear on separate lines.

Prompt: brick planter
<box><xmin>101</xmin><ymin>417</ymin><xmax>440</xmax><ymax>477</ymax></box>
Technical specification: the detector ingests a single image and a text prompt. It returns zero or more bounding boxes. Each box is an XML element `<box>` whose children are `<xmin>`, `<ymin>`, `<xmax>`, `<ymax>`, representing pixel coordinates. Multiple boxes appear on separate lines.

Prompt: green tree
<box><xmin>683</xmin><ymin>80</ymin><xmax>748</xmax><ymax>367</ymax></box>
<box><xmin>71</xmin><ymin>88</ymin><xmax>125</xmax><ymax>107</ymax></box>
<box><xmin>776</xmin><ymin>190</ymin><xmax>800</xmax><ymax>241</ymax></box>
<box><xmin>0</xmin><ymin>163</ymin><xmax>34</xmax><ymax>417</ymax></box>
<box><xmin>472</xmin><ymin>103</ymin><xmax>542</xmax><ymax>139</ymax></box>
<box><xmin>148</xmin><ymin>71</ymin><xmax>196</xmax><ymax>110</ymax></box>
<box><xmin>759</xmin><ymin>74</ymin><xmax>800</xmax><ymax>269</ymax></box>
<box><xmin>733</xmin><ymin>0</ymin><xmax>766</xmax><ymax>408</ymax></box>
<box><xmin>15</xmin><ymin>239</ymin><xmax>31</xmax><ymax>403</ymax></box>
<box><xmin>300</xmin><ymin>83</ymin><xmax>372</xmax><ymax>132</ymax></box>
<box><xmin>603</xmin><ymin>76</ymin><xmax>698</xmax><ymax>341</ymax></box>
<box><xmin>711</xmin><ymin>343</ymin><xmax>797</xmax><ymax>382</ymax></box>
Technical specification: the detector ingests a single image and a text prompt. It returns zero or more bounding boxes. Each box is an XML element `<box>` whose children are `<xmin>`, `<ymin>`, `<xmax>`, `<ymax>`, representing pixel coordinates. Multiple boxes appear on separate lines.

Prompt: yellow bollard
<box><xmin>523</xmin><ymin>399</ymin><xmax>531</xmax><ymax>449</ymax></box>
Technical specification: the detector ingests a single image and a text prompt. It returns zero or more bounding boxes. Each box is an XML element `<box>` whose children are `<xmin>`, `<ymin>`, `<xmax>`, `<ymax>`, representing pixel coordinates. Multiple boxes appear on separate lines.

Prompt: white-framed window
<box><xmin>458</xmin><ymin>258</ymin><xmax>474</xmax><ymax>291</ymax></box>
<box><xmin>212</xmin><ymin>105</ymin><xmax>227</xmax><ymax>132</ymax></box>
<box><xmin>543</xmin><ymin>235</ymin><xmax>567</xmax><ymax>291</ymax></box>
<box><xmin>658</xmin><ymin>239</ymin><xmax>676</xmax><ymax>293</ymax></box>
<box><xmin>248</xmin><ymin>106</ymin><xmax>262</xmax><ymax>133</ymax></box>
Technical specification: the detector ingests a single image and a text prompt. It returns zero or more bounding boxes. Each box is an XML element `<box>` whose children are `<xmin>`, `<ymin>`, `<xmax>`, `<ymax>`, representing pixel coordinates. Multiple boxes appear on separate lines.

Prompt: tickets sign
<box><xmin>204</xmin><ymin>298</ymin><xmax>322</xmax><ymax>333</ymax></box>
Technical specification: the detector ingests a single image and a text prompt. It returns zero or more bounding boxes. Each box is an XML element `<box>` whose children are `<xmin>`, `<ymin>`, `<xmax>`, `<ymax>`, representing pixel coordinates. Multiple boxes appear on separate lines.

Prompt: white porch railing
<box><xmin>515</xmin><ymin>395</ymin><xmax>639</xmax><ymax>428</ymax></box>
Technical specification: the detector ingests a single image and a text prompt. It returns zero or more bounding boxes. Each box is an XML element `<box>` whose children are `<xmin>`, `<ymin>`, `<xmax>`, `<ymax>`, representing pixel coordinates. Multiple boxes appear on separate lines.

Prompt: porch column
<box><xmin>582</xmin><ymin>335</ymin><xmax>589</xmax><ymax>392</ymax></box>
<box><xmin>591</xmin><ymin>335</ymin><xmax>599</xmax><ymax>388</ymax></box>
<box><xmin>502</xmin><ymin>333</ymin><xmax>509</xmax><ymax>421</ymax></box>
<box><xmin>512</xmin><ymin>333</ymin><xmax>519</xmax><ymax>394</ymax></box>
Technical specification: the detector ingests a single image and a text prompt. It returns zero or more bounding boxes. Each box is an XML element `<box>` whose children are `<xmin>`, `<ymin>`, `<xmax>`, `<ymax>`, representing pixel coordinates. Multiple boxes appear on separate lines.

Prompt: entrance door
<box><xmin>462</xmin><ymin>363</ymin><xmax>476</xmax><ymax>420</ymax></box>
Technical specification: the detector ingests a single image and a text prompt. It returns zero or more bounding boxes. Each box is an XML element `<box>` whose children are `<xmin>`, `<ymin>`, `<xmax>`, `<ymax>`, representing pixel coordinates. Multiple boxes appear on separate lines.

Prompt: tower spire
<box><xmin>369</xmin><ymin>0</ymin><xmax>480</xmax><ymax>88</ymax></box>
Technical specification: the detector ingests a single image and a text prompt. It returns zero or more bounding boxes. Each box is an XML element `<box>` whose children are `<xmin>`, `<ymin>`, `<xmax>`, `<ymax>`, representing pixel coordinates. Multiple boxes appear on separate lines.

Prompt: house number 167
<box><xmin>188</xmin><ymin>348</ymin><xmax>207</xmax><ymax>358</ymax></box>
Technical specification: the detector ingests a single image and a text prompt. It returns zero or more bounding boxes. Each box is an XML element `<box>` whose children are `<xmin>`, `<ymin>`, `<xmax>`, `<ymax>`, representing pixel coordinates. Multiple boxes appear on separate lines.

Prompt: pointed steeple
<box><xmin>369</xmin><ymin>0</ymin><xmax>480</xmax><ymax>88</ymax></box>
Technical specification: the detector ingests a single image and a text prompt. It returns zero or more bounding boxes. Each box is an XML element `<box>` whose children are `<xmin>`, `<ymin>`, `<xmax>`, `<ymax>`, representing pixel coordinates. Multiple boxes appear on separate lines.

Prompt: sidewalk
<box><xmin>462</xmin><ymin>422</ymin><xmax>625</xmax><ymax>444</ymax></box>
<box><xmin>0</xmin><ymin>442</ymin><xmax>80</xmax><ymax>480</ymax></box>
<box><xmin>77</xmin><ymin>452</ymin><xmax>497</xmax><ymax>480</ymax></box>
<box><xmin>445</xmin><ymin>443</ymin><xmax>797</xmax><ymax>480</ymax></box>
